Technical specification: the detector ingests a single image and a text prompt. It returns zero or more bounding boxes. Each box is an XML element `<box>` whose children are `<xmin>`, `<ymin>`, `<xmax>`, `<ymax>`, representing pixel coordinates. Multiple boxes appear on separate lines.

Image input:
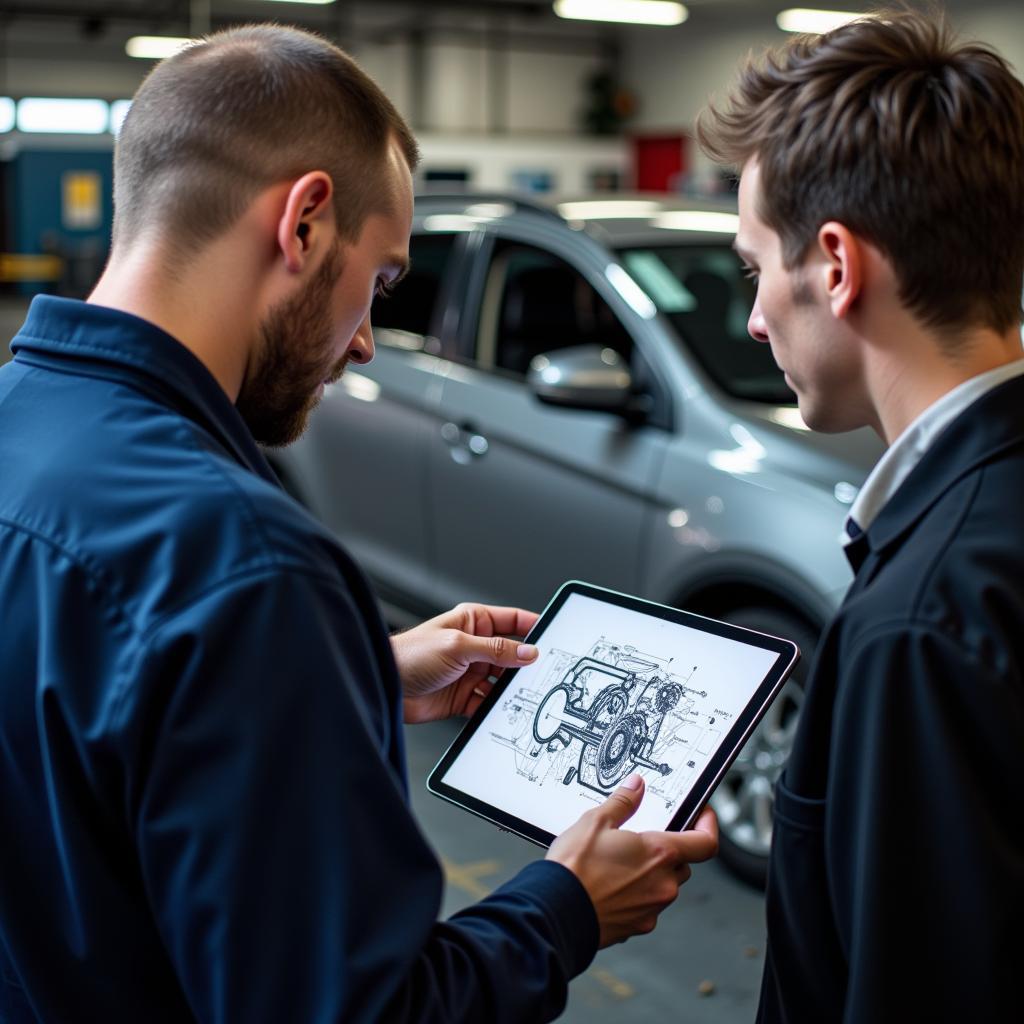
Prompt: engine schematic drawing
<box><xmin>484</xmin><ymin>636</ymin><xmax>735</xmax><ymax>809</ymax></box>
<box><xmin>478</xmin><ymin>634</ymin><xmax>733</xmax><ymax>810</ymax></box>
<box><xmin>532</xmin><ymin>654</ymin><xmax>689</xmax><ymax>793</ymax></box>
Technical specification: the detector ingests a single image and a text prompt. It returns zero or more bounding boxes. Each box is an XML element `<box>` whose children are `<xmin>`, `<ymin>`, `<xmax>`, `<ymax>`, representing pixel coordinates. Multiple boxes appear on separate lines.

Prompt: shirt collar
<box><xmin>10</xmin><ymin>295</ymin><xmax>279</xmax><ymax>486</ymax></box>
<box><xmin>841</xmin><ymin>366</ymin><xmax>1024</xmax><ymax>573</ymax></box>
<box><xmin>843</xmin><ymin>357</ymin><xmax>1024</xmax><ymax>545</ymax></box>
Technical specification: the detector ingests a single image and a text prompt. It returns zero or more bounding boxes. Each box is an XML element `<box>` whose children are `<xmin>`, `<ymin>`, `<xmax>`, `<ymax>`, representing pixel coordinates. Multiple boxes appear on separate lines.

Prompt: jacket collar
<box><xmin>11</xmin><ymin>295</ymin><xmax>279</xmax><ymax>486</ymax></box>
<box><xmin>845</xmin><ymin>373</ymin><xmax>1024</xmax><ymax>574</ymax></box>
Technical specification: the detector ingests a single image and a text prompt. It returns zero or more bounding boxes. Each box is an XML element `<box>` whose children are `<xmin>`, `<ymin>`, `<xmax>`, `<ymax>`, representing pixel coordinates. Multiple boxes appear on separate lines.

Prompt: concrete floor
<box><xmin>406</xmin><ymin>717</ymin><xmax>766</xmax><ymax>1023</ymax></box>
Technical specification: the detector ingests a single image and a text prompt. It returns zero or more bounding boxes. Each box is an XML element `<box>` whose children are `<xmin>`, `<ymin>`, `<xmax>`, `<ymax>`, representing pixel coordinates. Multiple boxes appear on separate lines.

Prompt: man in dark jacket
<box><xmin>0</xmin><ymin>24</ymin><xmax>716</xmax><ymax>1024</ymax></box>
<box><xmin>698</xmin><ymin>8</ymin><xmax>1024</xmax><ymax>1020</ymax></box>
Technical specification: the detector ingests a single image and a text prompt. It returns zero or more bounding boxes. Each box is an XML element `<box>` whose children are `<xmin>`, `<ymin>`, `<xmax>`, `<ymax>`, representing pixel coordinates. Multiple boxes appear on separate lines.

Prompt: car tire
<box><xmin>709</xmin><ymin>606</ymin><xmax>819</xmax><ymax>889</ymax></box>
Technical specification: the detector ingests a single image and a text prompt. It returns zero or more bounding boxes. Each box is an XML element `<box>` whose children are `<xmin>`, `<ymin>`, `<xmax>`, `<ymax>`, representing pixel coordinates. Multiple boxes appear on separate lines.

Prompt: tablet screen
<box><xmin>429</xmin><ymin>582</ymin><xmax>798</xmax><ymax>843</ymax></box>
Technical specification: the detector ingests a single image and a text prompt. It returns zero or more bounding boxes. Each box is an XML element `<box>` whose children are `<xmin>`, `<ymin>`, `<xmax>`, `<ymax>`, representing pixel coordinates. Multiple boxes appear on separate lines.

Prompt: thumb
<box><xmin>593</xmin><ymin>773</ymin><xmax>645</xmax><ymax>828</ymax></box>
<box><xmin>460</xmin><ymin>633</ymin><xmax>539</xmax><ymax>669</ymax></box>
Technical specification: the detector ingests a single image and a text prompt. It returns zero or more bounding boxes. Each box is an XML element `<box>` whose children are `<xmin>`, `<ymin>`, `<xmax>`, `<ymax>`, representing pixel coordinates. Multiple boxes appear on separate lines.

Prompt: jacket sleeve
<box><xmin>826</xmin><ymin>622</ymin><xmax>1024</xmax><ymax>1021</ymax></box>
<box><xmin>123</xmin><ymin>567</ymin><xmax>598</xmax><ymax>1023</ymax></box>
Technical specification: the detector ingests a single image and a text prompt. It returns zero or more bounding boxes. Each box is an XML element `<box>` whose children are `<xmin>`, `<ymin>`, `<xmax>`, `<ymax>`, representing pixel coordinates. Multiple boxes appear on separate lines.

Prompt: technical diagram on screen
<box><xmin>508</xmin><ymin>640</ymin><xmax>711</xmax><ymax>806</ymax></box>
<box><xmin>429</xmin><ymin>582</ymin><xmax>799</xmax><ymax>845</ymax></box>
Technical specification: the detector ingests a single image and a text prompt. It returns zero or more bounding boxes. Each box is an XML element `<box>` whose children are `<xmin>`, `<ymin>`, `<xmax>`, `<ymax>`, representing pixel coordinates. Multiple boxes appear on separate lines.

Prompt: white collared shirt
<box><xmin>843</xmin><ymin>358</ymin><xmax>1024</xmax><ymax>545</ymax></box>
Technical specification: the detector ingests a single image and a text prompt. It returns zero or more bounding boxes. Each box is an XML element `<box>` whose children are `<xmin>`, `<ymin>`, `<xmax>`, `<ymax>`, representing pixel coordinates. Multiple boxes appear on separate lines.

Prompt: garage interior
<box><xmin>2</xmin><ymin>2</ymin><xmax>1022</xmax><ymax>1021</ymax></box>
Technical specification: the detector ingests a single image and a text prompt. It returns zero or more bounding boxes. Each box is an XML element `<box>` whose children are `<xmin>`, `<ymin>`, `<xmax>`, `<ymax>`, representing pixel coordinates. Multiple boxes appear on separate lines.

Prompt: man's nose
<box><xmin>747</xmin><ymin>298</ymin><xmax>769</xmax><ymax>343</ymax></box>
<box><xmin>348</xmin><ymin>311</ymin><xmax>375</xmax><ymax>364</ymax></box>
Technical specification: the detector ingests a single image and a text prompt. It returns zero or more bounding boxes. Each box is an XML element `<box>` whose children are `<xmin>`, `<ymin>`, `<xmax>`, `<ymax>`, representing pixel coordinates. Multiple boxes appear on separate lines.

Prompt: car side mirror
<box><xmin>527</xmin><ymin>345</ymin><xmax>647</xmax><ymax>421</ymax></box>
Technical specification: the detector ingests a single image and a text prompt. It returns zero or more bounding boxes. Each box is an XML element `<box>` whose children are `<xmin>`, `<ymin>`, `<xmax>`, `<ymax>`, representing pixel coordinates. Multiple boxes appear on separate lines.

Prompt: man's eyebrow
<box><xmin>732</xmin><ymin>239</ymin><xmax>755</xmax><ymax>263</ymax></box>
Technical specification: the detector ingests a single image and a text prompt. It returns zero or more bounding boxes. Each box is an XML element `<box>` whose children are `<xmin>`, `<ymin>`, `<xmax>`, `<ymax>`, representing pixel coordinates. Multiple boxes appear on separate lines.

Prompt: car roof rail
<box><xmin>414</xmin><ymin>190</ymin><xmax>564</xmax><ymax>223</ymax></box>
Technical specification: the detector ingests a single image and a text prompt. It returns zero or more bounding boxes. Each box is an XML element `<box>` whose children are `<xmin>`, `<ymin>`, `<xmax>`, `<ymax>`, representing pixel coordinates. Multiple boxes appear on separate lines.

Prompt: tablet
<box><xmin>427</xmin><ymin>581</ymin><xmax>800</xmax><ymax>845</ymax></box>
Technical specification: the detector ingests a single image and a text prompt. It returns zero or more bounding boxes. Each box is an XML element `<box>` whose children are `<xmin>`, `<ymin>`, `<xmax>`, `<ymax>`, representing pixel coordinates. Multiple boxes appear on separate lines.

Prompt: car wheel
<box><xmin>709</xmin><ymin>606</ymin><xmax>818</xmax><ymax>888</ymax></box>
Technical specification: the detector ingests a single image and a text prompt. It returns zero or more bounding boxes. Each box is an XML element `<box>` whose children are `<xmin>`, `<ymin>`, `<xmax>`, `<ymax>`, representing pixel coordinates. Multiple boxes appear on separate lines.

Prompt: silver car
<box><xmin>269</xmin><ymin>193</ymin><xmax>883</xmax><ymax>885</ymax></box>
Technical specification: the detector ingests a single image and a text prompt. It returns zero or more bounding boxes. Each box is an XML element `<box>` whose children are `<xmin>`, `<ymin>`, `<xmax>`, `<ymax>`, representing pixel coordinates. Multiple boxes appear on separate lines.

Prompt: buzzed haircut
<box><xmin>113</xmin><ymin>24</ymin><xmax>419</xmax><ymax>259</ymax></box>
<box><xmin>697</xmin><ymin>7</ymin><xmax>1024</xmax><ymax>337</ymax></box>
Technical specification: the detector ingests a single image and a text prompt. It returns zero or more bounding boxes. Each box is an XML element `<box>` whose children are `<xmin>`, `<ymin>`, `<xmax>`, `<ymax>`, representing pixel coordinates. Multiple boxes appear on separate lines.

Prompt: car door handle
<box><xmin>441</xmin><ymin>421</ymin><xmax>489</xmax><ymax>462</ymax></box>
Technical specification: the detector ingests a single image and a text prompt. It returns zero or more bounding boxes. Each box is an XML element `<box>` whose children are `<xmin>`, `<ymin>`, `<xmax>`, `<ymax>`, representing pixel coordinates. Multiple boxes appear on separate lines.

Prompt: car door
<box><xmin>286</xmin><ymin>231</ymin><xmax>461</xmax><ymax>615</ymax></box>
<box><xmin>426</xmin><ymin>229</ymin><xmax>670</xmax><ymax>613</ymax></box>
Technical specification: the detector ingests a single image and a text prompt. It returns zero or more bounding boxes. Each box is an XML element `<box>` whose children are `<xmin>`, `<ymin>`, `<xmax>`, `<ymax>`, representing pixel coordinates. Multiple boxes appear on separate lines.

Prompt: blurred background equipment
<box><xmin>2</xmin><ymin>1</ymin><xmax>1012</xmax><ymax>302</ymax></box>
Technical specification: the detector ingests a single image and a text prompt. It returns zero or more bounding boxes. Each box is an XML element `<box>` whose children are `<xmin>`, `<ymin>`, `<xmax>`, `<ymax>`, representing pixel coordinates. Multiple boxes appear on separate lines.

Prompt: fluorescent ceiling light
<box><xmin>17</xmin><ymin>98</ymin><xmax>109</xmax><ymax>134</ymax></box>
<box><xmin>109</xmin><ymin>100</ymin><xmax>132</xmax><ymax>135</ymax></box>
<box><xmin>558</xmin><ymin>200</ymin><xmax>662</xmax><ymax>220</ymax></box>
<box><xmin>126</xmin><ymin>36</ymin><xmax>194</xmax><ymax>59</ymax></box>
<box><xmin>653</xmin><ymin>210</ymin><xmax>740</xmax><ymax>233</ymax></box>
<box><xmin>554</xmin><ymin>1</ymin><xmax>688</xmax><ymax>27</ymax></box>
<box><xmin>776</xmin><ymin>8</ymin><xmax>864</xmax><ymax>34</ymax></box>
<box><xmin>0</xmin><ymin>98</ymin><xmax>15</xmax><ymax>134</ymax></box>
<box><xmin>252</xmin><ymin>0</ymin><xmax>336</xmax><ymax>5</ymax></box>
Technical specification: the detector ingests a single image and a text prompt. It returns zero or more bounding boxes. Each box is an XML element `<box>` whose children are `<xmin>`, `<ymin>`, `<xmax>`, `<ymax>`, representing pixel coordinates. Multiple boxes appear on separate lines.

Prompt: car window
<box><xmin>476</xmin><ymin>241</ymin><xmax>634</xmax><ymax>377</ymax></box>
<box><xmin>619</xmin><ymin>244</ymin><xmax>796</xmax><ymax>405</ymax></box>
<box><xmin>371</xmin><ymin>232</ymin><xmax>457</xmax><ymax>347</ymax></box>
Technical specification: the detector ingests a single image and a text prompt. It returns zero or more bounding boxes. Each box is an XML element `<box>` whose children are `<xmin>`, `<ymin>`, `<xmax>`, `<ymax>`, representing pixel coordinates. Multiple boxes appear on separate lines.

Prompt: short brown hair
<box><xmin>697</xmin><ymin>7</ymin><xmax>1024</xmax><ymax>336</ymax></box>
<box><xmin>114</xmin><ymin>24</ymin><xmax>419</xmax><ymax>257</ymax></box>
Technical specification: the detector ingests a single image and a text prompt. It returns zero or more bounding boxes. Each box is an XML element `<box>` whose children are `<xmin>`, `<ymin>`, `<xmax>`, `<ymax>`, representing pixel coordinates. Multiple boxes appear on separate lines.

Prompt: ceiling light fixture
<box><xmin>126</xmin><ymin>36</ymin><xmax>194</xmax><ymax>59</ymax></box>
<box><xmin>776</xmin><ymin>8</ymin><xmax>864</xmax><ymax>34</ymax></box>
<box><xmin>554</xmin><ymin>1</ymin><xmax>688</xmax><ymax>27</ymax></box>
<box><xmin>109</xmin><ymin>100</ymin><xmax>132</xmax><ymax>135</ymax></box>
<box><xmin>16</xmin><ymin>98</ymin><xmax>109</xmax><ymax>134</ymax></box>
<box><xmin>0</xmin><ymin>98</ymin><xmax>15</xmax><ymax>134</ymax></box>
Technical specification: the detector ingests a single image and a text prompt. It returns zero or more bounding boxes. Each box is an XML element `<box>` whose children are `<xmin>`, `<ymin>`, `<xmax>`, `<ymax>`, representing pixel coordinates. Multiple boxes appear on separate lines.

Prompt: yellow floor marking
<box><xmin>441</xmin><ymin>858</ymin><xmax>503</xmax><ymax>900</ymax></box>
<box><xmin>590</xmin><ymin>967</ymin><xmax>635</xmax><ymax>999</ymax></box>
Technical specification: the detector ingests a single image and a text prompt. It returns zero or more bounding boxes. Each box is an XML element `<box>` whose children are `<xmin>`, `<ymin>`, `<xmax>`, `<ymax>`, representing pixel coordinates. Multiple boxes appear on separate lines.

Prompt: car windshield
<box><xmin>618</xmin><ymin>243</ymin><xmax>796</xmax><ymax>405</ymax></box>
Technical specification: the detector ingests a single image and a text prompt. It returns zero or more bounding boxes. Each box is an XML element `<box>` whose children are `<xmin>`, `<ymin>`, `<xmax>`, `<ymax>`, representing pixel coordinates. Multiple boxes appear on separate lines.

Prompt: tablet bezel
<box><xmin>427</xmin><ymin>580</ymin><xmax>800</xmax><ymax>848</ymax></box>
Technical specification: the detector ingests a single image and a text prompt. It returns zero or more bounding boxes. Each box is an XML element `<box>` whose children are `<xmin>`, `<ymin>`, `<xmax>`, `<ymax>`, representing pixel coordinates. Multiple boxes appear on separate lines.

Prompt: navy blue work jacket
<box><xmin>0</xmin><ymin>297</ymin><xmax>597</xmax><ymax>1023</ymax></box>
<box><xmin>759</xmin><ymin>374</ymin><xmax>1024</xmax><ymax>1021</ymax></box>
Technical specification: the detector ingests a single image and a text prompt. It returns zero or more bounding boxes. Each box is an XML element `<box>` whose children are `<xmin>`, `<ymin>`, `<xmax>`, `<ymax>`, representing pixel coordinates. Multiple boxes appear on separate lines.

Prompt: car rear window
<box><xmin>619</xmin><ymin>244</ymin><xmax>796</xmax><ymax>405</ymax></box>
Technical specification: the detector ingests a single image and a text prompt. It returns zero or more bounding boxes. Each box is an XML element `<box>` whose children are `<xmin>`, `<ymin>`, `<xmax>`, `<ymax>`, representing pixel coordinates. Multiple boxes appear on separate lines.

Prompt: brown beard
<box><xmin>237</xmin><ymin>242</ymin><xmax>346</xmax><ymax>448</ymax></box>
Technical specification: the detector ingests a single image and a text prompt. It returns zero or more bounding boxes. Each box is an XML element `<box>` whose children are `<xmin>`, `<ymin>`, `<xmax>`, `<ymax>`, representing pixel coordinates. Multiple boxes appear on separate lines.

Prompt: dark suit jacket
<box><xmin>759</xmin><ymin>372</ymin><xmax>1024</xmax><ymax>1022</ymax></box>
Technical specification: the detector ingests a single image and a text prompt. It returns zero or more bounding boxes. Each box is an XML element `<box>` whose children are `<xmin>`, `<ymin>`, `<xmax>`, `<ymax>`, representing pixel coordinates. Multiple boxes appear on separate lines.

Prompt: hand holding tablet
<box><xmin>546</xmin><ymin>772</ymin><xmax>719</xmax><ymax>947</ymax></box>
<box><xmin>428</xmin><ymin>581</ymin><xmax>800</xmax><ymax>844</ymax></box>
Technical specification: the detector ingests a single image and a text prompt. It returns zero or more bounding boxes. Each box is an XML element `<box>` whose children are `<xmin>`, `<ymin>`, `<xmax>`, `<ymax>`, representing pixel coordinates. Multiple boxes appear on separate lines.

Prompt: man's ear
<box><xmin>817</xmin><ymin>221</ymin><xmax>863</xmax><ymax>320</ymax></box>
<box><xmin>277</xmin><ymin>171</ymin><xmax>334</xmax><ymax>274</ymax></box>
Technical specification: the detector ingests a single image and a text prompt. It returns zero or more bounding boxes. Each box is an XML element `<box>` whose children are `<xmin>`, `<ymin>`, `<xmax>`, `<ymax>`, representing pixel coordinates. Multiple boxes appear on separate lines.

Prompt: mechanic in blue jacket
<box><xmin>698</xmin><ymin>9</ymin><xmax>1024</xmax><ymax>1021</ymax></box>
<box><xmin>0</xmin><ymin>24</ymin><xmax>717</xmax><ymax>1024</ymax></box>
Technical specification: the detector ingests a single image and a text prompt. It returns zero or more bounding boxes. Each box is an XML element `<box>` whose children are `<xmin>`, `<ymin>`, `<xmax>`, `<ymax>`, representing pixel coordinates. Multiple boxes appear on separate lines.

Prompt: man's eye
<box><xmin>741</xmin><ymin>266</ymin><xmax>759</xmax><ymax>284</ymax></box>
<box><xmin>375</xmin><ymin>278</ymin><xmax>396</xmax><ymax>299</ymax></box>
